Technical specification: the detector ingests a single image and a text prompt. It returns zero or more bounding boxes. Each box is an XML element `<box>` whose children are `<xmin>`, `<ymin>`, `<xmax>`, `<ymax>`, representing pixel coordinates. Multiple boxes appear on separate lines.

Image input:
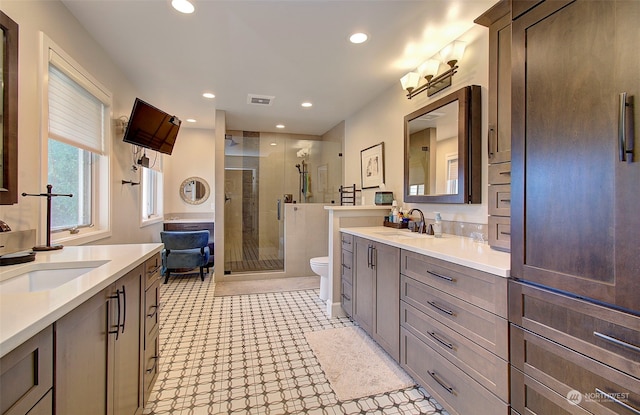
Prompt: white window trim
<box><xmin>39</xmin><ymin>32</ymin><xmax>112</xmax><ymax>245</ymax></box>
<box><xmin>140</xmin><ymin>165</ymin><xmax>164</xmax><ymax>228</ymax></box>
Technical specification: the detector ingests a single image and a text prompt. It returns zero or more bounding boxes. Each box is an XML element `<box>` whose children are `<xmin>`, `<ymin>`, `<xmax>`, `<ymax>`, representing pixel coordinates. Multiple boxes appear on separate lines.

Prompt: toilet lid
<box><xmin>310</xmin><ymin>256</ymin><xmax>329</xmax><ymax>265</ymax></box>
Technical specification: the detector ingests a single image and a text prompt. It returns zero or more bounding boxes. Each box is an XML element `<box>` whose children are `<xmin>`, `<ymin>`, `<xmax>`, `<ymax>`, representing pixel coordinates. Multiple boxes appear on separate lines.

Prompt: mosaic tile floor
<box><xmin>143</xmin><ymin>274</ymin><xmax>448</xmax><ymax>415</ymax></box>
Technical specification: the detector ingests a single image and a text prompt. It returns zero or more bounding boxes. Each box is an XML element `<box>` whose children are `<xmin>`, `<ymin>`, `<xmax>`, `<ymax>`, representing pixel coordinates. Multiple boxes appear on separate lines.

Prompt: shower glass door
<box><xmin>224</xmin><ymin>132</ymin><xmax>285</xmax><ymax>274</ymax></box>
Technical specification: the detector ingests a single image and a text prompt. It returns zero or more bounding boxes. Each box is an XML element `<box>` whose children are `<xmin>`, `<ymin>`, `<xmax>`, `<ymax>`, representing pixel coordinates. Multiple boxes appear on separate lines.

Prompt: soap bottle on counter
<box><xmin>433</xmin><ymin>212</ymin><xmax>442</xmax><ymax>238</ymax></box>
<box><xmin>391</xmin><ymin>200</ymin><xmax>399</xmax><ymax>223</ymax></box>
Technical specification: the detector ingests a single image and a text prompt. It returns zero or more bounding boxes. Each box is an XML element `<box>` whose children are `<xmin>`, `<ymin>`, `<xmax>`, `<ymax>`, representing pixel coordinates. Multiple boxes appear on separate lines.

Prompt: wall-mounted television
<box><xmin>122</xmin><ymin>98</ymin><xmax>181</xmax><ymax>155</ymax></box>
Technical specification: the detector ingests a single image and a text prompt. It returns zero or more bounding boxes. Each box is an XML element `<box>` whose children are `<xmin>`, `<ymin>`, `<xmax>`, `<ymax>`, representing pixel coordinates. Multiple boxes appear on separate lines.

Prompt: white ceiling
<box><xmin>61</xmin><ymin>0</ymin><xmax>496</xmax><ymax>136</ymax></box>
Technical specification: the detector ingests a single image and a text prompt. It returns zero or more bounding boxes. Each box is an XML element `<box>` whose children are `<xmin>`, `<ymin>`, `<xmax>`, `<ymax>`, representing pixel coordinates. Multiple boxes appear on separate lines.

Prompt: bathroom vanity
<box><xmin>0</xmin><ymin>244</ymin><xmax>163</xmax><ymax>415</ymax></box>
<box><xmin>340</xmin><ymin>227</ymin><xmax>510</xmax><ymax>415</ymax></box>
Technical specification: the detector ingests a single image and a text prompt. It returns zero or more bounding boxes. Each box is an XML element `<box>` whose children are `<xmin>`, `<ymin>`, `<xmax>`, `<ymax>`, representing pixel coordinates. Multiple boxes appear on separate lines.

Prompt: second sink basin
<box><xmin>0</xmin><ymin>261</ymin><xmax>108</xmax><ymax>294</ymax></box>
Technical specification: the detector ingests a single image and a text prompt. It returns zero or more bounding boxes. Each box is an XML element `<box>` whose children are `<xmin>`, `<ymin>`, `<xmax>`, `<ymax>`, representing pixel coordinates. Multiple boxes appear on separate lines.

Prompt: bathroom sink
<box><xmin>374</xmin><ymin>230</ymin><xmax>427</xmax><ymax>239</ymax></box>
<box><xmin>0</xmin><ymin>261</ymin><xmax>108</xmax><ymax>294</ymax></box>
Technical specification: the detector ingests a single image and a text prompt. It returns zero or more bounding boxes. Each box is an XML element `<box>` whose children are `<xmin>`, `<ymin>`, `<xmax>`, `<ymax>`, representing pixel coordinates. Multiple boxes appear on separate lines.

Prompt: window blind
<box><xmin>48</xmin><ymin>62</ymin><xmax>106</xmax><ymax>155</ymax></box>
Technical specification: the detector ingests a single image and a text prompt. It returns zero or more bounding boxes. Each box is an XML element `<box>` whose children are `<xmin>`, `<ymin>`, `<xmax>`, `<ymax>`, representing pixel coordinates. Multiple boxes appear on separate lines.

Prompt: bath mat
<box><xmin>305</xmin><ymin>326</ymin><xmax>415</xmax><ymax>401</ymax></box>
<box><xmin>214</xmin><ymin>276</ymin><xmax>319</xmax><ymax>296</ymax></box>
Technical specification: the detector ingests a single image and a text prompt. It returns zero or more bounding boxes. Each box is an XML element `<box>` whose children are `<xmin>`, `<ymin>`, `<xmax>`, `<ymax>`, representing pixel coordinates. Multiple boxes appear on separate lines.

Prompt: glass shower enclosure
<box><xmin>223</xmin><ymin>130</ymin><xmax>342</xmax><ymax>275</ymax></box>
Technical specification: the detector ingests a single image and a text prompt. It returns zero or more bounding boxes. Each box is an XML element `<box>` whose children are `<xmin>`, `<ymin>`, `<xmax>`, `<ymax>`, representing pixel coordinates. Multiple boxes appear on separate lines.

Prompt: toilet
<box><xmin>310</xmin><ymin>256</ymin><xmax>329</xmax><ymax>301</ymax></box>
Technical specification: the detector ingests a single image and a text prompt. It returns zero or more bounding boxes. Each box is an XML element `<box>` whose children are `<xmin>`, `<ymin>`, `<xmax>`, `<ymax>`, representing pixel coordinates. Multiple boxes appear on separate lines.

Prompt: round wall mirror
<box><xmin>180</xmin><ymin>177</ymin><xmax>210</xmax><ymax>205</ymax></box>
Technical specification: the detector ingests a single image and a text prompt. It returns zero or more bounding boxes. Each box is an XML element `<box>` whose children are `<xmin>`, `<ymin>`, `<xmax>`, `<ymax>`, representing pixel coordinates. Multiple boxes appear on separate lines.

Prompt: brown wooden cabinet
<box><xmin>476</xmin><ymin>0</ymin><xmax>512</xmax><ymax>252</ymax></box>
<box><xmin>0</xmin><ymin>327</ymin><xmax>53</xmax><ymax>415</ymax></box>
<box><xmin>509</xmin><ymin>1</ymin><xmax>640</xmax><ymax>413</ymax></box>
<box><xmin>142</xmin><ymin>253</ymin><xmax>161</xmax><ymax>405</ymax></box>
<box><xmin>511</xmin><ymin>0</ymin><xmax>640</xmax><ymax>313</ymax></box>
<box><xmin>55</xmin><ymin>265</ymin><xmax>143</xmax><ymax>415</ymax></box>
<box><xmin>399</xmin><ymin>250</ymin><xmax>510</xmax><ymax>415</ymax></box>
<box><xmin>340</xmin><ymin>233</ymin><xmax>354</xmax><ymax>317</ymax></box>
<box><xmin>353</xmin><ymin>236</ymin><xmax>400</xmax><ymax>361</ymax></box>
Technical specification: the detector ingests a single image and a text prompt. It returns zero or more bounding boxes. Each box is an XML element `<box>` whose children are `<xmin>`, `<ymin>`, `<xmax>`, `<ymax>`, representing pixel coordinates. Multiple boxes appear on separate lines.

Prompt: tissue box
<box><xmin>374</xmin><ymin>192</ymin><xmax>394</xmax><ymax>205</ymax></box>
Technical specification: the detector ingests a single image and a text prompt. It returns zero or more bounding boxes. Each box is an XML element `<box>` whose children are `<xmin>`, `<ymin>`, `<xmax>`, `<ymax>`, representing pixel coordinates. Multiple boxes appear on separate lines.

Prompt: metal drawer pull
<box><xmin>596</xmin><ymin>388</ymin><xmax>640</xmax><ymax>415</ymax></box>
<box><xmin>341</xmin><ymin>293</ymin><xmax>351</xmax><ymax>301</ymax></box>
<box><xmin>499</xmin><ymin>198</ymin><xmax>511</xmax><ymax>203</ymax></box>
<box><xmin>120</xmin><ymin>285</ymin><xmax>127</xmax><ymax>334</ymax></box>
<box><xmin>146</xmin><ymin>356</ymin><xmax>159</xmax><ymax>373</ymax></box>
<box><xmin>108</xmin><ymin>292</ymin><xmax>121</xmax><ymax>340</ymax></box>
<box><xmin>148</xmin><ymin>265</ymin><xmax>161</xmax><ymax>275</ymax></box>
<box><xmin>427</xmin><ymin>301</ymin><xmax>454</xmax><ymax>316</ymax></box>
<box><xmin>500</xmin><ymin>231</ymin><xmax>511</xmax><ymax>236</ymax></box>
<box><xmin>147</xmin><ymin>305</ymin><xmax>158</xmax><ymax>318</ymax></box>
<box><xmin>343</xmin><ymin>264</ymin><xmax>351</xmax><ymax>270</ymax></box>
<box><xmin>619</xmin><ymin>92</ymin><xmax>634</xmax><ymax>162</ymax></box>
<box><xmin>428</xmin><ymin>371</ymin><xmax>455</xmax><ymax>395</ymax></box>
<box><xmin>343</xmin><ymin>240</ymin><xmax>352</xmax><ymax>245</ymax></box>
<box><xmin>427</xmin><ymin>270</ymin><xmax>454</xmax><ymax>283</ymax></box>
<box><xmin>488</xmin><ymin>125</ymin><xmax>495</xmax><ymax>158</ymax></box>
<box><xmin>499</xmin><ymin>171</ymin><xmax>511</xmax><ymax>175</ymax></box>
<box><xmin>594</xmin><ymin>331</ymin><xmax>640</xmax><ymax>353</ymax></box>
<box><xmin>429</xmin><ymin>331</ymin><xmax>454</xmax><ymax>350</ymax></box>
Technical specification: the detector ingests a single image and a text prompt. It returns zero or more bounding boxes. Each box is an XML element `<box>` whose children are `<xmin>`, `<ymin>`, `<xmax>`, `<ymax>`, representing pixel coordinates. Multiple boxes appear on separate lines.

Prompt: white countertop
<box><xmin>325</xmin><ymin>205</ymin><xmax>390</xmax><ymax>211</ymax></box>
<box><xmin>340</xmin><ymin>226</ymin><xmax>510</xmax><ymax>278</ymax></box>
<box><xmin>0</xmin><ymin>243</ymin><xmax>163</xmax><ymax>357</ymax></box>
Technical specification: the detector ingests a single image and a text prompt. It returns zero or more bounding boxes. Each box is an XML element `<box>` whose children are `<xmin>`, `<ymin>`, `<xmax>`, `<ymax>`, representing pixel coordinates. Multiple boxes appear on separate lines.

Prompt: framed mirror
<box><xmin>0</xmin><ymin>11</ymin><xmax>18</xmax><ymax>205</ymax></box>
<box><xmin>404</xmin><ymin>85</ymin><xmax>481</xmax><ymax>204</ymax></box>
<box><xmin>180</xmin><ymin>177</ymin><xmax>210</xmax><ymax>205</ymax></box>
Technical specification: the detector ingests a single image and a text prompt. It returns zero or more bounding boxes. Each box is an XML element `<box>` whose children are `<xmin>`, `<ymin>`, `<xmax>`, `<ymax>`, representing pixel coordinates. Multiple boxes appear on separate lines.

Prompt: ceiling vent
<box><xmin>247</xmin><ymin>94</ymin><xmax>275</xmax><ymax>106</ymax></box>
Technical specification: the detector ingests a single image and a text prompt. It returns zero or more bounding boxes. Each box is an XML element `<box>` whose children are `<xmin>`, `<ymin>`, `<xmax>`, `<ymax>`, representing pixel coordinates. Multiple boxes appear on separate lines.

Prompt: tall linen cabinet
<box><xmin>507</xmin><ymin>0</ymin><xmax>640</xmax><ymax>414</ymax></box>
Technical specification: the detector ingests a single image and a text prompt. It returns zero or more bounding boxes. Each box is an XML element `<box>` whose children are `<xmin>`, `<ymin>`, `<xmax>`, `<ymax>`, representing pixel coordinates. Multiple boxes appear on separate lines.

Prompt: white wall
<box><xmin>0</xmin><ymin>0</ymin><xmax>170</xmax><ymax>245</ymax></box>
<box><xmin>164</xmin><ymin>128</ymin><xmax>216</xmax><ymax>218</ymax></box>
<box><xmin>343</xmin><ymin>25</ymin><xmax>489</xmax><ymax>224</ymax></box>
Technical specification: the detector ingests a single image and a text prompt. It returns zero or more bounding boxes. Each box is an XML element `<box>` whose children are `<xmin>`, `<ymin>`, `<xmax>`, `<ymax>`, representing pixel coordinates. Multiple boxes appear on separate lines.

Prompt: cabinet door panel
<box><xmin>55</xmin><ymin>288</ymin><xmax>111</xmax><ymax>415</ymax></box>
<box><xmin>353</xmin><ymin>237</ymin><xmax>374</xmax><ymax>334</ymax></box>
<box><xmin>511</xmin><ymin>0</ymin><xmax>640</xmax><ymax>311</ymax></box>
<box><xmin>373</xmin><ymin>243</ymin><xmax>400</xmax><ymax>361</ymax></box>
<box><xmin>113</xmin><ymin>266</ymin><xmax>142</xmax><ymax>415</ymax></box>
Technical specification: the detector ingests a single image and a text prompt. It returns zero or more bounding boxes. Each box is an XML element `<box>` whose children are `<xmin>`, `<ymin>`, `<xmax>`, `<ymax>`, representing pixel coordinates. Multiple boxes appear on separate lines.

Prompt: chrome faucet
<box><xmin>408</xmin><ymin>208</ymin><xmax>426</xmax><ymax>233</ymax></box>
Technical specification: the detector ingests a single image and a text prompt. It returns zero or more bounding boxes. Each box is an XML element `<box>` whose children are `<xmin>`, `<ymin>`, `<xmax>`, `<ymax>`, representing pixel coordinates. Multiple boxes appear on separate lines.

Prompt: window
<box><xmin>42</xmin><ymin>34</ymin><xmax>112</xmax><ymax>243</ymax></box>
<box><xmin>141</xmin><ymin>166</ymin><xmax>164</xmax><ymax>224</ymax></box>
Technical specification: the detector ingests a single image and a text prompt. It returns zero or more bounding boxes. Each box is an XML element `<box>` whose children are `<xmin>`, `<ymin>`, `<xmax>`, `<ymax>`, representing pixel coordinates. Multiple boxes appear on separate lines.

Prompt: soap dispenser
<box><xmin>433</xmin><ymin>212</ymin><xmax>442</xmax><ymax>238</ymax></box>
<box><xmin>391</xmin><ymin>200</ymin><xmax>399</xmax><ymax>223</ymax></box>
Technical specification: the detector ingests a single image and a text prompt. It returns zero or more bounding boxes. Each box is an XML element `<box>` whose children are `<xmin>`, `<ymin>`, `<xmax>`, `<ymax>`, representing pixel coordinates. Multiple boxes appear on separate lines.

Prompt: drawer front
<box><xmin>400</xmin><ymin>328</ymin><xmax>509</xmax><ymax>415</ymax></box>
<box><xmin>488</xmin><ymin>161</ymin><xmax>511</xmax><ymax>184</ymax></box>
<box><xmin>1</xmin><ymin>326</ymin><xmax>53</xmax><ymax>415</ymax></box>
<box><xmin>488</xmin><ymin>216</ymin><xmax>511</xmax><ymax>252</ymax></box>
<box><xmin>341</xmin><ymin>250</ymin><xmax>353</xmax><ymax>284</ymax></box>
<box><xmin>341</xmin><ymin>233</ymin><xmax>354</xmax><ymax>252</ymax></box>
<box><xmin>511</xmin><ymin>325</ymin><xmax>640</xmax><ymax>415</ymax></box>
<box><xmin>511</xmin><ymin>368</ymin><xmax>592</xmax><ymax>415</ymax></box>
<box><xmin>401</xmin><ymin>274</ymin><xmax>508</xmax><ymax>359</ymax></box>
<box><xmin>25</xmin><ymin>389</ymin><xmax>52</xmax><ymax>415</ymax></box>
<box><xmin>144</xmin><ymin>252</ymin><xmax>162</xmax><ymax>288</ymax></box>
<box><xmin>488</xmin><ymin>184</ymin><xmax>511</xmax><ymax>216</ymax></box>
<box><xmin>509</xmin><ymin>281</ymin><xmax>640</xmax><ymax>377</ymax></box>
<box><xmin>401</xmin><ymin>250</ymin><xmax>508</xmax><ymax>317</ymax></box>
<box><xmin>143</xmin><ymin>334</ymin><xmax>160</xmax><ymax>405</ymax></box>
<box><xmin>341</xmin><ymin>279</ymin><xmax>353</xmax><ymax>317</ymax></box>
<box><xmin>145</xmin><ymin>280</ymin><xmax>160</xmax><ymax>342</ymax></box>
<box><xmin>400</xmin><ymin>302</ymin><xmax>509</xmax><ymax>401</ymax></box>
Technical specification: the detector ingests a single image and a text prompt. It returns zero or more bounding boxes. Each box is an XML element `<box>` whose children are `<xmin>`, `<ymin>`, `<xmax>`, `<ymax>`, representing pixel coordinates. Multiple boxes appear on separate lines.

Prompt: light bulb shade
<box><xmin>418</xmin><ymin>59</ymin><xmax>441</xmax><ymax>79</ymax></box>
<box><xmin>440</xmin><ymin>40</ymin><xmax>466</xmax><ymax>66</ymax></box>
<box><xmin>400</xmin><ymin>72</ymin><xmax>420</xmax><ymax>91</ymax></box>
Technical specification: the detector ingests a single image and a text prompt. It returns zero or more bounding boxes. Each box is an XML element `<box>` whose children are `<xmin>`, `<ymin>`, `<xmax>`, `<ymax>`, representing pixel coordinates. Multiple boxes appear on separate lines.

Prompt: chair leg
<box><xmin>164</xmin><ymin>270</ymin><xmax>170</xmax><ymax>284</ymax></box>
<box><xmin>199</xmin><ymin>266</ymin><xmax>204</xmax><ymax>281</ymax></box>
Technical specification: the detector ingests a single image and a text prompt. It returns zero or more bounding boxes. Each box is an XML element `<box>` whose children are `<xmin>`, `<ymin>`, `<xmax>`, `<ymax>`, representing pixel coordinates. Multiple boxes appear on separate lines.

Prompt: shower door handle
<box><xmin>277</xmin><ymin>199</ymin><xmax>282</xmax><ymax>220</ymax></box>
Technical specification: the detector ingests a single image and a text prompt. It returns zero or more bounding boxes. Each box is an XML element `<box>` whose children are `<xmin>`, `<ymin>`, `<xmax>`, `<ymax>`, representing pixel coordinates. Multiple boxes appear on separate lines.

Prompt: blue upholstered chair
<box><xmin>160</xmin><ymin>230</ymin><xmax>210</xmax><ymax>284</ymax></box>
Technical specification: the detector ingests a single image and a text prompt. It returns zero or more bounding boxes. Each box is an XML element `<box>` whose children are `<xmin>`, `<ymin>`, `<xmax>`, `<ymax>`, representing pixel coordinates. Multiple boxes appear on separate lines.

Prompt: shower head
<box><xmin>295</xmin><ymin>164</ymin><xmax>301</xmax><ymax>173</ymax></box>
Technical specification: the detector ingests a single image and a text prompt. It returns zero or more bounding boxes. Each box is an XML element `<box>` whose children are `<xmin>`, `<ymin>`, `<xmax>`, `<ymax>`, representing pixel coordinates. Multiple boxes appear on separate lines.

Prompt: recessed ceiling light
<box><xmin>349</xmin><ymin>32</ymin><xmax>368</xmax><ymax>44</ymax></box>
<box><xmin>301</xmin><ymin>102</ymin><xmax>313</xmax><ymax>108</ymax></box>
<box><xmin>186</xmin><ymin>118</ymin><xmax>197</xmax><ymax>123</ymax></box>
<box><xmin>172</xmin><ymin>0</ymin><xmax>195</xmax><ymax>14</ymax></box>
<box><xmin>202</xmin><ymin>92</ymin><xmax>215</xmax><ymax>99</ymax></box>
<box><xmin>276</xmin><ymin>124</ymin><xmax>285</xmax><ymax>129</ymax></box>
<box><xmin>270</xmin><ymin>142</ymin><xmax>277</xmax><ymax>146</ymax></box>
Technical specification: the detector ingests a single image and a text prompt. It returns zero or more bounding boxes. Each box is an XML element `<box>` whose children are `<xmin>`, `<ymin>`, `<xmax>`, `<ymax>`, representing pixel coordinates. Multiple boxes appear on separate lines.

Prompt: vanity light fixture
<box><xmin>172</xmin><ymin>0</ymin><xmax>195</xmax><ymax>14</ymax></box>
<box><xmin>401</xmin><ymin>40</ymin><xmax>466</xmax><ymax>99</ymax></box>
